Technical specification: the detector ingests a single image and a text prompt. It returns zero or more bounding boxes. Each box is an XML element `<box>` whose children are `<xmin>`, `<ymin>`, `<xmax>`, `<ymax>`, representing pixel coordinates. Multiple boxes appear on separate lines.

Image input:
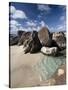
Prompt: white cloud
<box><xmin>49</xmin><ymin>27</ymin><xmax>54</xmax><ymax>32</ymax></box>
<box><xmin>60</xmin><ymin>15</ymin><xmax>65</xmax><ymax>21</ymax></box>
<box><xmin>27</xmin><ymin>26</ymin><xmax>40</xmax><ymax>32</ymax></box>
<box><xmin>40</xmin><ymin>20</ymin><xmax>49</xmax><ymax>29</ymax></box>
<box><xmin>18</xmin><ymin>27</ymin><xmax>36</xmax><ymax>32</ymax></box>
<box><xmin>10</xmin><ymin>25</ymin><xmax>17</xmax><ymax>31</ymax></box>
<box><xmin>26</xmin><ymin>20</ymin><xmax>48</xmax><ymax>31</ymax></box>
<box><xmin>52</xmin><ymin>14</ymin><xmax>66</xmax><ymax>32</ymax></box>
<box><xmin>10</xmin><ymin>24</ymin><xmax>18</xmax><ymax>34</ymax></box>
<box><xmin>36</xmin><ymin>26</ymin><xmax>41</xmax><ymax>31</ymax></box>
<box><xmin>57</xmin><ymin>23</ymin><xmax>66</xmax><ymax>31</ymax></box>
<box><xmin>57</xmin><ymin>25</ymin><xmax>63</xmax><ymax>30</ymax></box>
<box><xmin>18</xmin><ymin>26</ymin><xmax>28</xmax><ymax>31</ymax></box>
<box><xmin>40</xmin><ymin>21</ymin><xmax>45</xmax><ymax>27</ymax></box>
<box><xmin>10</xmin><ymin>19</ymin><xmax>37</xmax><ymax>34</ymax></box>
<box><xmin>50</xmin><ymin>23</ymin><xmax>66</xmax><ymax>32</ymax></box>
<box><xmin>59</xmin><ymin>15</ymin><xmax>66</xmax><ymax>31</ymax></box>
<box><xmin>9</xmin><ymin>20</ymin><xmax>22</xmax><ymax>34</ymax></box>
<box><xmin>10</xmin><ymin>20</ymin><xmax>21</xmax><ymax>27</ymax></box>
<box><xmin>50</xmin><ymin>22</ymin><xmax>66</xmax><ymax>32</ymax></box>
<box><xmin>26</xmin><ymin>20</ymin><xmax>36</xmax><ymax>27</ymax></box>
<box><xmin>10</xmin><ymin>20</ymin><xmax>19</xmax><ymax>25</ymax></box>
<box><xmin>12</xmin><ymin>10</ymin><xmax>27</xmax><ymax>19</ymax></box>
<box><xmin>27</xmin><ymin>27</ymin><xmax>32</xmax><ymax>31</ymax></box>
<box><xmin>9</xmin><ymin>20</ymin><xmax>36</xmax><ymax>34</ymax></box>
<box><xmin>26</xmin><ymin>20</ymin><xmax>40</xmax><ymax>31</ymax></box>
<box><xmin>9</xmin><ymin>6</ymin><xmax>16</xmax><ymax>14</ymax></box>
<box><xmin>10</xmin><ymin>6</ymin><xmax>27</xmax><ymax>19</ymax></box>
<box><xmin>38</xmin><ymin>4</ymin><xmax>51</xmax><ymax>11</ymax></box>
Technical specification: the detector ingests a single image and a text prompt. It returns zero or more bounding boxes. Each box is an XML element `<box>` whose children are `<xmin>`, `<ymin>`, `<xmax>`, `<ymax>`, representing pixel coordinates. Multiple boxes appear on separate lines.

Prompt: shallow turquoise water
<box><xmin>33</xmin><ymin>49</ymin><xmax>66</xmax><ymax>80</ymax></box>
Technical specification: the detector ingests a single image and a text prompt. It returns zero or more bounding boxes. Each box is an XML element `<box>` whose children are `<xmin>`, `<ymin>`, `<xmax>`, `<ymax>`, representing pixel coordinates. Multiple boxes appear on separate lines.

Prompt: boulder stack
<box><xmin>52</xmin><ymin>32</ymin><xmax>66</xmax><ymax>50</ymax></box>
<box><xmin>24</xmin><ymin>31</ymin><xmax>42</xmax><ymax>54</ymax></box>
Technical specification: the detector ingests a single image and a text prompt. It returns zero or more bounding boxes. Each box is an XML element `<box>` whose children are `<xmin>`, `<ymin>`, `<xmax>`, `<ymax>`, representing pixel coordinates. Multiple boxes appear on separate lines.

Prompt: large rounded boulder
<box><xmin>52</xmin><ymin>32</ymin><xmax>66</xmax><ymax>50</ymax></box>
<box><xmin>38</xmin><ymin>27</ymin><xmax>52</xmax><ymax>47</ymax></box>
<box><xmin>41</xmin><ymin>46</ymin><xmax>58</xmax><ymax>56</ymax></box>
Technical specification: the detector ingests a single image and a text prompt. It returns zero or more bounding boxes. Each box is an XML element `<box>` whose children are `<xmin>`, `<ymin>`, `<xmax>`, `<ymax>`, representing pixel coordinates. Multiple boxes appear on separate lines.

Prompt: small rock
<box><xmin>57</xmin><ymin>69</ymin><xmax>64</xmax><ymax>76</ymax></box>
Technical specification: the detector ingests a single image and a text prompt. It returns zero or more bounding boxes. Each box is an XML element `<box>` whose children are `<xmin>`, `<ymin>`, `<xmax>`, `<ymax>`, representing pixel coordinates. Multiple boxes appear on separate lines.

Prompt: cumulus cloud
<box><xmin>36</xmin><ymin>26</ymin><xmax>41</xmax><ymax>31</ymax></box>
<box><xmin>10</xmin><ymin>24</ymin><xmax>18</xmax><ymax>34</ymax></box>
<box><xmin>27</xmin><ymin>26</ymin><xmax>40</xmax><ymax>32</ymax></box>
<box><xmin>60</xmin><ymin>15</ymin><xmax>66</xmax><ymax>21</ymax></box>
<box><xmin>40</xmin><ymin>21</ymin><xmax>49</xmax><ymax>29</ymax></box>
<box><xmin>26</xmin><ymin>20</ymin><xmax>49</xmax><ymax>31</ymax></box>
<box><xmin>26</xmin><ymin>21</ymin><xmax>37</xmax><ymax>31</ymax></box>
<box><xmin>9</xmin><ymin>6</ymin><xmax>27</xmax><ymax>19</ymax></box>
<box><xmin>18</xmin><ymin>26</ymin><xmax>36</xmax><ymax>32</ymax></box>
<box><xmin>18</xmin><ymin>26</ymin><xmax>28</xmax><ymax>31</ymax></box>
<box><xmin>9</xmin><ymin>19</ymin><xmax>49</xmax><ymax>34</ymax></box>
<box><xmin>10</xmin><ymin>20</ymin><xmax>21</xmax><ymax>27</ymax></box>
<box><xmin>59</xmin><ymin>15</ymin><xmax>66</xmax><ymax>31</ymax></box>
<box><xmin>60</xmin><ymin>16</ymin><xmax>65</xmax><ymax>21</ymax></box>
<box><xmin>50</xmin><ymin>14</ymin><xmax>66</xmax><ymax>32</ymax></box>
<box><xmin>9</xmin><ymin>20</ymin><xmax>22</xmax><ymax>34</ymax></box>
<box><xmin>10</xmin><ymin>25</ymin><xmax>17</xmax><ymax>31</ymax></box>
<box><xmin>9</xmin><ymin>19</ymin><xmax>37</xmax><ymax>34</ymax></box>
<box><xmin>40</xmin><ymin>21</ymin><xmax>45</xmax><ymax>27</ymax></box>
<box><xmin>38</xmin><ymin>4</ymin><xmax>51</xmax><ymax>12</ymax></box>
<box><xmin>50</xmin><ymin>22</ymin><xmax>66</xmax><ymax>32</ymax></box>
<box><xmin>26</xmin><ymin>20</ymin><xmax>36</xmax><ymax>27</ymax></box>
<box><xmin>10</xmin><ymin>20</ymin><xmax>19</xmax><ymax>25</ymax></box>
<box><xmin>57</xmin><ymin>25</ymin><xmax>63</xmax><ymax>30</ymax></box>
<box><xmin>57</xmin><ymin>23</ymin><xmax>66</xmax><ymax>31</ymax></box>
<box><xmin>12</xmin><ymin>10</ymin><xmax>27</xmax><ymax>19</ymax></box>
<box><xmin>49</xmin><ymin>27</ymin><xmax>54</xmax><ymax>32</ymax></box>
<box><xmin>9</xmin><ymin>6</ymin><xmax>16</xmax><ymax>14</ymax></box>
<box><xmin>50</xmin><ymin>23</ymin><xmax>66</xmax><ymax>32</ymax></box>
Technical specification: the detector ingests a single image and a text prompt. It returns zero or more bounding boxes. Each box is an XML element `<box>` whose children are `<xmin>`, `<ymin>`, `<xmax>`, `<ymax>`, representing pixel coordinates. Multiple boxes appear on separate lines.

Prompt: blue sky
<box><xmin>9</xmin><ymin>2</ymin><xmax>66</xmax><ymax>34</ymax></box>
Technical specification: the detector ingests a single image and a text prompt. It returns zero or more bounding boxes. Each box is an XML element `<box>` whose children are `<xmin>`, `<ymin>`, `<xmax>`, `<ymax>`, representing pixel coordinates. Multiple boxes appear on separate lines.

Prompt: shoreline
<box><xmin>9</xmin><ymin>45</ymin><xmax>66</xmax><ymax>88</ymax></box>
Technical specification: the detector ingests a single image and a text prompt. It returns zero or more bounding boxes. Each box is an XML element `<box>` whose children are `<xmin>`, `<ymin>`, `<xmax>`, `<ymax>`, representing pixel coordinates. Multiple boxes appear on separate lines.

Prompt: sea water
<box><xmin>33</xmin><ymin>49</ymin><xmax>66</xmax><ymax>80</ymax></box>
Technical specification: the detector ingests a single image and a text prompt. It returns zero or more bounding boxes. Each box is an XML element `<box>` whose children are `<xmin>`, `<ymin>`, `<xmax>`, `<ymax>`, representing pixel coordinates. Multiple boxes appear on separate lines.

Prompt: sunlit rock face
<box><xmin>24</xmin><ymin>31</ymin><xmax>42</xmax><ymax>54</ymax></box>
<box><xmin>38</xmin><ymin>27</ymin><xmax>52</xmax><ymax>47</ymax></box>
<box><xmin>52</xmin><ymin>32</ymin><xmax>66</xmax><ymax>50</ymax></box>
<box><xmin>18</xmin><ymin>31</ymin><xmax>32</xmax><ymax>46</ymax></box>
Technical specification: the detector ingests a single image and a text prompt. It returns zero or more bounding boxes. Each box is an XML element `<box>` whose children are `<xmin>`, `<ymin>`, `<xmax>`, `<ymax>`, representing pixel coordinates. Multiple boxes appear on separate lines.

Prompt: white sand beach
<box><xmin>10</xmin><ymin>45</ymin><xmax>66</xmax><ymax>88</ymax></box>
<box><xmin>10</xmin><ymin>45</ymin><xmax>45</xmax><ymax>87</ymax></box>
